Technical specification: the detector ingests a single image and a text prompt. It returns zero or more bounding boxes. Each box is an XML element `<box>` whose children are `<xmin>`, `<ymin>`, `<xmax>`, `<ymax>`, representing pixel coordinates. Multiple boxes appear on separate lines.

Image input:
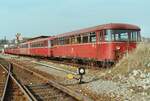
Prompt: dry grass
<box><xmin>109</xmin><ymin>43</ymin><xmax>150</xmax><ymax>76</ymax></box>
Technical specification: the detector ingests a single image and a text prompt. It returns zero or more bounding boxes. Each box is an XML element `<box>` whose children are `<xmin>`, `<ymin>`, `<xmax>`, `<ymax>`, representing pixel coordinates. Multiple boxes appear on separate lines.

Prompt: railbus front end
<box><xmin>96</xmin><ymin>27</ymin><xmax>141</xmax><ymax>65</ymax></box>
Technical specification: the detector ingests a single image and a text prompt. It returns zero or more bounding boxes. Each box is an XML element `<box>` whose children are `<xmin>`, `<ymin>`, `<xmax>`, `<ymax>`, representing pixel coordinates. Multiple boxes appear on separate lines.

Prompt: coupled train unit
<box><xmin>5</xmin><ymin>23</ymin><xmax>141</xmax><ymax>66</ymax></box>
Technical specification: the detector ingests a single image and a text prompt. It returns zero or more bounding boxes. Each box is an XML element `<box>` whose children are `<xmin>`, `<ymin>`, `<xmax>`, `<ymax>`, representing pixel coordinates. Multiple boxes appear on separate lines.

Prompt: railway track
<box><xmin>39</xmin><ymin>58</ymin><xmax>100</xmax><ymax>69</ymax></box>
<box><xmin>0</xmin><ymin>60</ymin><xmax>32</xmax><ymax>101</ymax></box>
<box><xmin>0</xmin><ymin>63</ymin><xmax>8</xmax><ymax>99</ymax></box>
<box><xmin>0</xmin><ymin>58</ymin><xmax>93</xmax><ymax>101</ymax></box>
<box><xmin>10</xmin><ymin>54</ymin><xmax>106</xmax><ymax>69</ymax></box>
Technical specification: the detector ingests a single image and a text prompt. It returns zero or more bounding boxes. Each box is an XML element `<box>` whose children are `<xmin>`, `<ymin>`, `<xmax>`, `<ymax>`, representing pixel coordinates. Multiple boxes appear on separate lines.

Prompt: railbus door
<box><xmin>96</xmin><ymin>30</ymin><xmax>104</xmax><ymax>61</ymax></box>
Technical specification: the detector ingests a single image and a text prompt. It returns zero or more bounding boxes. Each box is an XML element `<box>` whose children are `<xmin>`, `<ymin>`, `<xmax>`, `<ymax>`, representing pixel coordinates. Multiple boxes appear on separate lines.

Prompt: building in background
<box><xmin>0</xmin><ymin>33</ymin><xmax>31</xmax><ymax>53</ymax></box>
<box><xmin>0</xmin><ymin>36</ymin><xmax>8</xmax><ymax>53</ymax></box>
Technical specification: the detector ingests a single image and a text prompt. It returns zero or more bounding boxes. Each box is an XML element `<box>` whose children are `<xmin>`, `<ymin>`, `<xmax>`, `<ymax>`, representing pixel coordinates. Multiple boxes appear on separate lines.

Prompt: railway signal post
<box><xmin>78</xmin><ymin>67</ymin><xmax>85</xmax><ymax>84</ymax></box>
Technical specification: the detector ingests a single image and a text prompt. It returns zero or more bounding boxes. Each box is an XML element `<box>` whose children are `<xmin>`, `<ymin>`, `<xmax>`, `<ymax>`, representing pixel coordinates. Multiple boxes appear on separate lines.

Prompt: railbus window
<box><xmin>54</xmin><ymin>39</ymin><xmax>57</xmax><ymax>46</ymax></box>
<box><xmin>76</xmin><ymin>35</ymin><xmax>81</xmax><ymax>43</ymax></box>
<box><xmin>64</xmin><ymin>37</ymin><xmax>70</xmax><ymax>44</ymax></box>
<box><xmin>53</xmin><ymin>38</ymin><xmax>58</xmax><ymax>46</ymax></box>
<box><xmin>111</xmin><ymin>30</ymin><xmax>129</xmax><ymax>41</ymax></box>
<box><xmin>58</xmin><ymin>37</ymin><xmax>65</xmax><ymax>45</ymax></box>
<box><xmin>51</xmin><ymin>40</ymin><xmax>54</xmax><ymax>46</ymax></box>
<box><xmin>71</xmin><ymin>36</ymin><xmax>75</xmax><ymax>44</ymax></box>
<box><xmin>90</xmin><ymin>32</ymin><xmax>96</xmax><ymax>43</ymax></box>
<box><xmin>30</xmin><ymin>40</ymin><xmax>48</xmax><ymax>48</ymax></box>
<box><xmin>111</xmin><ymin>33</ymin><xmax>115</xmax><ymax>41</ymax></box>
<box><xmin>105</xmin><ymin>30</ymin><xmax>112</xmax><ymax>41</ymax></box>
<box><xmin>43</xmin><ymin>40</ymin><xmax>48</xmax><ymax>47</ymax></box>
<box><xmin>21</xmin><ymin>44</ymin><xmax>28</xmax><ymax>48</ymax></box>
<box><xmin>105</xmin><ymin>29</ymin><xmax>140</xmax><ymax>42</ymax></box>
<box><xmin>130</xmin><ymin>31</ymin><xmax>138</xmax><ymax>41</ymax></box>
<box><xmin>82</xmin><ymin>33</ymin><xmax>89</xmax><ymax>43</ymax></box>
<box><xmin>118</xmin><ymin>33</ymin><xmax>128</xmax><ymax>41</ymax></box>
<box><xmin>53</xmin><ymin>39</ymin><xmax>56</xmax><ymax>46</ymax></box>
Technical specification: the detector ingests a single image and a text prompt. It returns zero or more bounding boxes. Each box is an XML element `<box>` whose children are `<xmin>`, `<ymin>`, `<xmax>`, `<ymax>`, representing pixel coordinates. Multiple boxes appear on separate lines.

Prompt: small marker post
<box><xmin>78</xmin><ymin>67</ymin><xmax>85</xmax><ymax>84</ymax></box>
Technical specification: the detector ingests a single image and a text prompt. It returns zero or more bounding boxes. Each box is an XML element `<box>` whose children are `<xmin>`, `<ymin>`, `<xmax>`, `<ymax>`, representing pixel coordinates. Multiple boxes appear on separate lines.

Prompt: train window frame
<box><xmin>53</xmin><ymin>38</ymin><xmax>58</xmax><ymax>46</ymax></box>
<box><xmin>76</xmin><ymin>35</ymin><xmax>81</xmax><ymax>44</ymax></box>
<box><xmin>51</xmin><ymin>40</ymin><xmax>54</xmax><ymax>47</ymax></box>
<box><xmin>111</xmin><ymin>33</ymin><xmax>115</xmax><ymax>41</ymax></box>
<box><xmin>64</xmin><ymin>37</ymin><xmax>70</xmax><ymax>44</ymax></box>
<box><xmin>71</xmin><ymin>36</ymin><xmax>76</xmax><ymax>44</ymax></box>
<box><xmin>119</xmin><ymin>33</ymin><xmax>129</xmax><ymax>41</ymax></box>
<box><xmin>130</xmin><ymin>31</ymin><xmax>139</xmax><ymax>42</ymax></box>
<box><xmin>82</xmin><ymin>33</ymin><xmax>89</xmax><ymax>43</ymax></box>
<box><xmin>58</xmin><ymin>37</ymin><xmax>65</xmax><ymax>45</ymax></box>
<box><xmin>105</xmin><ymin>29</ymin><xmax>140</xmax><ymax>42</ymax></box>
<box><xmin>112</xmin><ymin>30</ymin><xmax>129</xmax><ymax>42</ymax></box>
<box><xmin>22</xmin><ymin>44</ymin><xmax>28</xmax><ymax>48</ymax></box>
<box><xmin>90</xmin><ymin>32</ymin><xmax>96</xmax><ymax>43</ymax></box>
<box><xmin>31</xmin><ymin>40</ymin><xmax>48</xmax><ymax>48</ymax></box>
<box><xmin>105</xmin><ymin>30</ymin><xmax>112</xmax><ymax>41</ymax></box>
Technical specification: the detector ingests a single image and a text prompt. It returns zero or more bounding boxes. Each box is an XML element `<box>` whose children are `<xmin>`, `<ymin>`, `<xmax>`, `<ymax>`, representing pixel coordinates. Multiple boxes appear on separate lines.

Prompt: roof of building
<box><xmin>27</xmin><ymin>36</ymin><xmax>49</xmax><ymax>41</ymax></box>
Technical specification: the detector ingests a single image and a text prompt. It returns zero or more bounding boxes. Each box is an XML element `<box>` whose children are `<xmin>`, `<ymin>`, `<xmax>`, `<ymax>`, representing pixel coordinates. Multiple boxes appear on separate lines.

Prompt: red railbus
<box><xmin>5</xmin><ymin>23</ymin><xmax>141</xmax><ymax>66</ymax></box>
<box><xmin>51</xmin><ymin>23</ymin><xmax>140</xmax><ymax>63</ymax></box>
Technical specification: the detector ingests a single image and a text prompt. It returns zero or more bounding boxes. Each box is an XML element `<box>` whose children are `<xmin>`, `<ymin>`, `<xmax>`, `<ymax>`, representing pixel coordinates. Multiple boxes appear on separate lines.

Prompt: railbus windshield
<box><xmin>105</xmin><ymin>29</ymin><xmax>141</xmax><ymax>42</ymax></box>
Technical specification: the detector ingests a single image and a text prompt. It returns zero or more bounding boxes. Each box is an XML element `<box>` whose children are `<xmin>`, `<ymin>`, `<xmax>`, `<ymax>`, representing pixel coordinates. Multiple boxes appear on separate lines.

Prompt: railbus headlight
<box><xmin>116</xmin><ymin>46</ymin><xmax>120</xmax><ymax>50</ymax></box>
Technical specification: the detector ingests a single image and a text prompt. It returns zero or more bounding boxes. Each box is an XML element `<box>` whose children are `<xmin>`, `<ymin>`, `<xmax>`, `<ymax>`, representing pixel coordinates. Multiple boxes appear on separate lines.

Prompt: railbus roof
<box><xmin>54</xmin><ymin>23</ymin><xmax>140</xmax><ymax>38</ymax></box>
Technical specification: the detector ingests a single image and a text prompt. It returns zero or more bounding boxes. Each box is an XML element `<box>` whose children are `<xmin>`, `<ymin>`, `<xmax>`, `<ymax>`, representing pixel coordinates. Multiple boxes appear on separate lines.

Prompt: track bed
<box><xmin>0</xmin><ymin>58</ymin><xmax>92</xmax><ymax>101</ymax></box>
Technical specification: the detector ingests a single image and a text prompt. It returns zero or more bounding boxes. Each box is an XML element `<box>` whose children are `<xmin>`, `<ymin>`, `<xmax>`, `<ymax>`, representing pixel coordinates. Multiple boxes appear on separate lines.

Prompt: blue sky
<box><xmin>0</xmin><ymin>0</ymin><xmax>150</xmax><ymax>39</ymax></box>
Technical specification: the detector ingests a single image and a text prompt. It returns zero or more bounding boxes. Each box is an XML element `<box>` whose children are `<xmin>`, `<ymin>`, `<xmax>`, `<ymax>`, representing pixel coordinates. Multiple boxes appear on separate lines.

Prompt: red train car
<box><xmin>5</xmin><ymin>45</ymin><xmax>20</xmax><ymax>55</ymax></box>
<box><xmin>5</xmin><ymin>23</ymin><xmax>141</xmax><ymax>65</ymax></box>
<box><xmin>19</xmin><ymin>36</ymin><xmax>51</xmax><ymax>57</ymax></box>
<box><xmin>51</xmin><ymin>23</ymin><xmax>141</xmax><ymax>63</ymax></box>
<box><xmin>29</xmin><ymin>38</ymin><xmax>49</xmax><ymax>57</ymax></box>
<box><xmin>19</xmin><ymin>43</ymin><xmax>30</xmax><ymax>55</ymax></box>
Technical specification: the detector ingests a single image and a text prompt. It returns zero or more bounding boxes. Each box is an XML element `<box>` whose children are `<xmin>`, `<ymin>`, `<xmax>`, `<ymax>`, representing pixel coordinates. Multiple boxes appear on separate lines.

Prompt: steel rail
<box><xmin>0</xmin><ymin>62</ymin><xmax>34</xmax><ymax>101</ymax></box>
<box><xmin>32</xmin><ymin>61</ymin><xmax>77</xmax><ymax>75</ymax></box>
<box><xmin>22</xmin><ymin>85</ymin><xmax>38</xmax><ymax>101</ymax></box>
<box><xmin>9</xmin><ymin>72</ymin><xmax>36</xmax><ymax>101</ymax></box>
<box><xmin>0</xmin><ymin>63</ymin><xmax>10</xmax><ymax>101</ymax></box>
<box><xmin>10</xmin><ymin>61</ymin><xmax>93</xmax><ymax>101</ymax></box>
